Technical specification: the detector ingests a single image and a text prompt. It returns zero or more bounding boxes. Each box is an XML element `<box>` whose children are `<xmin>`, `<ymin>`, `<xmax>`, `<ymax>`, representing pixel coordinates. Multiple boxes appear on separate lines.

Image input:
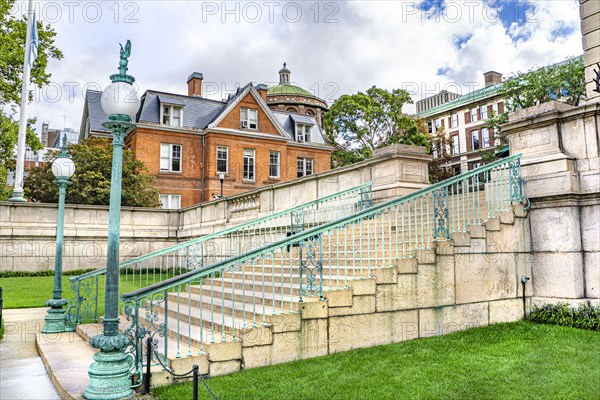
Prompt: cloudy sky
<box><xmin>10</xmin><ymin>0</ymin><xmax>583</xmax><ymax>135</ymax></box>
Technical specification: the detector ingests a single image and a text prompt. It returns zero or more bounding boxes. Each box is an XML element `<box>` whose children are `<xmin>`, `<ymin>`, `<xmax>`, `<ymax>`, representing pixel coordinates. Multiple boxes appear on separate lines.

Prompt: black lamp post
<box><xmin>219</xmin><ymin>172</ymin><xmax>225</xmax><ymax>197</ymax></box>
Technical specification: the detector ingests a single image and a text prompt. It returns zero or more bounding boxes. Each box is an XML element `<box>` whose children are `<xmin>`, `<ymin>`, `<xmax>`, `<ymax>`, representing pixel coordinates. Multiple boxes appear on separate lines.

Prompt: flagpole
<box><xmin>9</xmin><ymin>0</ymin><xmax>34</xmax><ymax>202</ymax></box>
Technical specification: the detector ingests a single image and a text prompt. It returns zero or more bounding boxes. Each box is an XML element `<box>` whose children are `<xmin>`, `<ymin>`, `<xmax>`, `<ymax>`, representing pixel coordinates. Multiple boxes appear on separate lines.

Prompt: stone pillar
<box><xmin>371</xmin><ymin>144</ymin><xmax>432</xmax><ymax>201</ymax></box>
<box><xmin>580</xmin><ymin>0</ymin><xmax>600</xmax><ymax>102</ymax></box>
<box><xmin>504</xmin><ymin>101</ymin><xmax>600</xmax><ymax>305</ymax></box>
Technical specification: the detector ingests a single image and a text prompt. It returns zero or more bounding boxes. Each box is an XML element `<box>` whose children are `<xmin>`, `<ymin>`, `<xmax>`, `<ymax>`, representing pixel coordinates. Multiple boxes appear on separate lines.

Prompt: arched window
<box><xmin>305</xmin><ymin>109</ymin><xmax>315</xmax><ymax>116</ymax></box>
<box><xmin>286</xmin><ymin>107</ymin><xmax>298</xmax><ymax>113</ymax></box>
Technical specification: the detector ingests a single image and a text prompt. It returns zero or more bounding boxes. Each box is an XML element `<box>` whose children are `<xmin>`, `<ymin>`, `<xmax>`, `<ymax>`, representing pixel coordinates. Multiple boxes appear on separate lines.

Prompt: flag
<box><xmin>29</xmin><ymin>11</ymin><xmax>38</xmax><ymax>67</ymax></box>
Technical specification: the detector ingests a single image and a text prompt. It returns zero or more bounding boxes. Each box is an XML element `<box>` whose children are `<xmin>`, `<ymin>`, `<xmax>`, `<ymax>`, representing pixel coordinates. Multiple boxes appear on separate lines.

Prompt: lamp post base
<box><xmin>8</xmin><ymin>189</ymin><xmax>27</xmax><ymax>202</ymax></box>
<box><xmin>42</xmin><ymin>299</ymin><xmax>70</xmax><ymax>334</ymax></box>
<box><xmin>84</xmin><ymin>334</ymin><xmax>134</xmax><ymax>400</ymax></box>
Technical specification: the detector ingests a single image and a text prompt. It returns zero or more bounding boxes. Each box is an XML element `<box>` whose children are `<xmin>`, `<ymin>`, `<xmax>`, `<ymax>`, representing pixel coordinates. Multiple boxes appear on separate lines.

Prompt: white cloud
<box><xmin>11</xmin><ymin>0</ymin><xmax>583</xmax><ymax>134</ymax></box>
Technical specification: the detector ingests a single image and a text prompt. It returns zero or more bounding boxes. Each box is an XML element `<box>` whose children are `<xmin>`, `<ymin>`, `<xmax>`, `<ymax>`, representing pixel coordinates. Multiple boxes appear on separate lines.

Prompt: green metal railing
<box><xmin>120</xmin><ymin>154</ymin><xmax>526</xmax><ymax>384</ymax></box>
<box><xmin>65</xmin><ymin>183</ymin><xmax>373</xmax><ymax>326</ymax></box>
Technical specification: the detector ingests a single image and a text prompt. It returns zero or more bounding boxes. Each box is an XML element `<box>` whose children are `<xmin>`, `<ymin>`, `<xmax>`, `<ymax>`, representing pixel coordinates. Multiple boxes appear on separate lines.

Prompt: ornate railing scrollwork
<box><xmin>298</xmin><ymin>234</ymin><xmax>323</xmax><ymax>301</ymax></box>
<box><xmin>433</xmin><ymin>188</ymin><xmax>450</xmax><ymax>240</ymax></box>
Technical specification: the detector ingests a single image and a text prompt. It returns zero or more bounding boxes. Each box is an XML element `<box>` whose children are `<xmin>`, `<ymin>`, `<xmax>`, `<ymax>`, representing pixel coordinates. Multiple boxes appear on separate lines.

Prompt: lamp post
<box><xmin>85</xmin><ymin>40</ymin><xmax>139</xmax><ymax>400</ymax></box>
<box><xmin>219</xmin><ymin>172</ymin><xmax>225</xmax><ymax>197</ymax></box>
<box><xmin>42</xmin><ymin>134</ymin><xmax>75</xmax><ymax>334</ymax></box>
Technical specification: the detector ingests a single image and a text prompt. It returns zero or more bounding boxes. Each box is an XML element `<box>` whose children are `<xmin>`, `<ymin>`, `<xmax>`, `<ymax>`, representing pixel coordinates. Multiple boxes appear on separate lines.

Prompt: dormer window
<box><xmin>161</xmin><ymin>105</ymin><xmax>183</xmax><ymax>127</ymax></box>
<box><xmin>240</xmin><ymin>107</ymin><xmax>258</xmax><ymax>130</ymax></box>
<box><xmin>296</xmin><ymin>124</ymin><xmax>311</xmax><ymax>143</ymax></box>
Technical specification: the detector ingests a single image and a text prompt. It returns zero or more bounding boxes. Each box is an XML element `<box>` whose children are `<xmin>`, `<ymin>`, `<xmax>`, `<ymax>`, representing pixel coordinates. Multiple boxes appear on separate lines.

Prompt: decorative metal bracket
<box><xmin>593</xmin><ymin>63</ymin><xmax>600</xmax><ymax>94</ymax></box>
<box><xmin>298</xmin><ymin>234</ymin><xmax>323</xmax><ymax>301</ymax></box>
<box><xmin>359</xmin><ymin>187</ymin><xmax>373</xmax><ymax>210</ymax></box>
<box><xmin>433</xmin><ymin>188</ymin><xmax>449</xmax><ymax>240</ymax></box>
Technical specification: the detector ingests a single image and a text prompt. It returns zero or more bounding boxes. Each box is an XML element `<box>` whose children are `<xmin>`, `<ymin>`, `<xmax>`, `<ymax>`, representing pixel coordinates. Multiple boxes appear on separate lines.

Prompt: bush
<box><xmin>0</xmin><ymin>269</ymin><xmax>95</xmax><ymax>278</ymax></box>
<box><xmin>529</xmin><ymin>303</ymin><xmax>600</xmax><ymax>331</ymax></box>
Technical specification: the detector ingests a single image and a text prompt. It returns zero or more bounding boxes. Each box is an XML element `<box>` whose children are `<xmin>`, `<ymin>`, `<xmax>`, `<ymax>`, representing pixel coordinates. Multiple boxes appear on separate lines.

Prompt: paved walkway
<box><xmin>0</xmin><ymin>308</ymin><xmax>60</xmax><ymax>400</ymax></box>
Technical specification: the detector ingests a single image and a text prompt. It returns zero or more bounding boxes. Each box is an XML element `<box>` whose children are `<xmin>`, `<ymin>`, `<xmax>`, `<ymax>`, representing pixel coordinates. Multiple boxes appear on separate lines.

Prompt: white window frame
<box><xmin>243</xmin><ymin>148</ymin><xmax>255</xmax><ymax>181</ymax></box>
<box><xmin>480</xmin><ymin>105</ymin><xmax>488</xmax><ymax>120</ymax></box>
<box><xmin>159</xmin><ymin>194</ymin><xmax>181</xmax><ymax>209</ymax></box>
<box><xmin>297</xmin><ymin>158</ymin><xmax>314</xmax><ymax>178</ymax></box>
<box><xmin>161</xmin><ymin>105</ymin><xmax>183</xmax><ymax>127</ymax></box>
<box><xmin>481</xmin><ymin>128</ymin><xmax>491</xmax><ymax>148</ymax></box>
<box><xmin>296</xmin><ymin>124</ymin><xmax>312</xmax><ymax>143</ymax></box>
<box><xmin>269</xmin><ymin>151</ymin><xmax>280</xmax><ymax>179</ymax></box>
<box><xmin>471</xmin><ymin>130</ymin><xmax>480</xmax><ymax>151</ymax></box>
<box><xmin>450</xmin><ymin>113</ymin><xmax>458</xmax><ymax>128</ymax></box>
<box><xmin>216</xmin><ymin>145</ymin><xmax>228</xmax><ymax>174</ymax></box>
<box><xmin>470</xmin><ymin>108</ymin><xmax>478</xmax><ymax>122</ymax></box>
<box><xmin>451</xmin><ymin>135</ymin><xmax>460</xmax><ymax>155</ymax></box>
<box><xmin>240</xmin><ymin>108</ymin><xmax>258</xmax><ymax>130</ymax></box>
<box><xmin>434</xmin><ymin>119</ymin><xmax>441</xmax><ymax>130</ymax></box>
<box><xmin>160</xmin><ymin>143</ymin><xmax>182</xmax><ymax>173</ymax></box>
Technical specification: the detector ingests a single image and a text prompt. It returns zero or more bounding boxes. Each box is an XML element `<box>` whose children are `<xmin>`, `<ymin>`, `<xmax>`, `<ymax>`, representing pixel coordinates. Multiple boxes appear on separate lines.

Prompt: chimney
<box><xmin>255</xmin><ymin>83</ymin><xmax>268</xmax><ymax>102</ymax></box>
<box><xmin>483</xmin><ymin>71</ymin><xmax>503</xmax><ymax>87</ymax></box>
<box><xmin>187</xmin><ymin>72</ymin><xmax>204</xmax><ymax>97</ymax></box>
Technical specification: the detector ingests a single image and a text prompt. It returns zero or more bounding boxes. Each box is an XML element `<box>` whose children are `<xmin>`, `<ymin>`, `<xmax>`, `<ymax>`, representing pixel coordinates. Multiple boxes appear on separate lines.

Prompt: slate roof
<box><xmin>82</xmin><ymin>85</ymin><xmax>328</xmax><ymax>146</ymax></box>
<box><xmin>138</xmin><ymin>91</ymin><xmax>225</xmax><ymax>129</ymax></box>
<box><xmin>84</xmin><ymin>90</ymin><xmax>110</xmax><ymax>133</ymax></box>
<box><xmin>272</xmin><ymin>111</ymin><xmax>326</xmax><ymax>145</ymax></box>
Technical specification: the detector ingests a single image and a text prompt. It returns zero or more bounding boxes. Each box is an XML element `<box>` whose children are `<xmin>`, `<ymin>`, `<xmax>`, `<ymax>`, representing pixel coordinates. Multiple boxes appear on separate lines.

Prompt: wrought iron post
<box><xmin>85</xmin><ymin>40</ymin><xmax>139</xmax><ymax>400</ymax></box>
<box><xmin>43</xmin><ymin>134</ymin><xmax>75</xmax><ymax>333</ymax></box>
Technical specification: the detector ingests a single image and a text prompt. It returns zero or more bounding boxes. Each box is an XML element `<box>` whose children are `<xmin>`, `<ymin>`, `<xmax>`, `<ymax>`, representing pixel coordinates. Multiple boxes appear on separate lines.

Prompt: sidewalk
<box><xmin>0</xmin><ymin>308</ymin><xmax>60</xmax><ymax>400</ymax></box>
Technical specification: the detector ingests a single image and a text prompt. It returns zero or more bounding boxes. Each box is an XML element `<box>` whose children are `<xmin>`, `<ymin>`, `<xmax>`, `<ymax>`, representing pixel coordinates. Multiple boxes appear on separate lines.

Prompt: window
<box><xmin>432</xmin><ymin>141</ymin><xmax>441</xmax><ymax>158</ymax></box>
<box><xmin>481</xmin><ymin>128</ymin><xmax>491</xmax><ymax>148</ymax></box>
<box><xmin>243</xmin><ymin>149</ymin><xmax>255</xmax><ymax>181</ymax></box>
<box><xmin>470</xmin><ymin>108</ymin><xmax>478</xmax><ymax>122</ymax></box>
<box><xmin>297</xmin><ymin>158</ymin><xmax>313</xmax><ymax>178</ymax></box>
<box><xmin>427</xmin><ymin>121</ymin><xmax>433</xmax><ymax>134</ymax></box>
<box><xmin>450</xmin><ymin>113</ymin><xmax>458</xmax><ymax>128</ymax></box>
<box><xmin>480</xmin><ymin>105</ymin><xmax>488</xmax><ymax>120</ymax></box>
<box><xmin>434</xmin><ymin>119</ymin><xmax>441</xmax><ymax>131</ymax></box>
<box><xmin>296</xmin><ymin>124</ymin><xmax>311</xmax><ymax>143</ymax></box>
<box><xmin>160</xmin><ymin>143</ymin><xmax>181</xmax><ymax>172</ymax></box>
<box><xmin>471</xmin><ymin>130</ymin><xmax>480</xmax><ymax>150</ymax></box>
<box><xmin>159</xmin><ymin>194</ymin><xmax>181</xmax><ymax>210</ymax></box>
<box><xmin>162</xmin><ymin>105</ymin><xmax>183</xmax><ymax>127</ymax></box>
<box><xmin>240</xmin><ymin>108</ymin><xmax>258</xmax><ymax>130</ymax></box>
<box><xmin>451</xmin><ymin>135</ymin><xmax>460</xmax><ymax>155</ymax></box>
<box><xmin>216</xmin><ymin>146</ymin><xmax>228</xmax><ymax>173</ymax></box>
<box><xmin>269</xmin><ymin>151</ymin><xmax>280</xmax><ymax>179</ymax></box>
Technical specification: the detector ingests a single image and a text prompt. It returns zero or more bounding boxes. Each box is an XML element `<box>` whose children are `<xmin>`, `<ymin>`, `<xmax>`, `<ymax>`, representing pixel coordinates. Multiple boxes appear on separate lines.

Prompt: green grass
<box><xmin>0</xmin><ymin>273</ymin><xmax>166</xmax><ymax>314</ymax></box>
<box><xmin>155</xmin><ymin>322</ymin><xmax>600</xmax><ymax>400</ymax></box>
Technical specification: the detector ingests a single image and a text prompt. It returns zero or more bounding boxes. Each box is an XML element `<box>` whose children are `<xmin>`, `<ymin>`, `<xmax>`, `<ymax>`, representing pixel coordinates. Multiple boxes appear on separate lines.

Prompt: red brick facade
<box><xmin>125</xmin><ymin>90</ymin><xmax>332</xmax><ymax>208</ymax></box>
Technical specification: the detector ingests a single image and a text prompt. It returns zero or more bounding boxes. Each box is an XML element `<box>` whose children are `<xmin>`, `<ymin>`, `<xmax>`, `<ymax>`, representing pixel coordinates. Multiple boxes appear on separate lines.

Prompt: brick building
<box><xmin>80</xmin><ymin>67</ymin><xmax>332</xmax><ymax>208</ymax></box>
<box><xmin>416</xmin><ymin>71</ymin><xmax>505</xmax><ymax>174</ymax></box>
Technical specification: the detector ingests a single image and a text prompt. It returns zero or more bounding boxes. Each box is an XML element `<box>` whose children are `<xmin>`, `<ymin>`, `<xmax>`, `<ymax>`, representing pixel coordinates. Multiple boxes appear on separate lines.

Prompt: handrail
<box><xmin>70</xmin><ymin>181</ymin><xmax>372</xmax><ymax>283</ymax></box>
<box><xmin>123</xmin><ymin>154</ymin><xmax>523</xmax><ymax>301</ymax></box>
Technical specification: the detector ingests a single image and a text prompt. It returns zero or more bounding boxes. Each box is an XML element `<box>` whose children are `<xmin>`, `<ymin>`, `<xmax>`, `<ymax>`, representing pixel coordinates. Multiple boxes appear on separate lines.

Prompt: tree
<box><xmin>500</xmin><ymin>57</ymin><xmax>585</xmax><ymax>111</ymax></box>
<box><xmin>324</xmin><ymin>86</ymin><xmax>430</xmax><ymax>166</ymax></box>
<box><xmin>24</xmin><ymin>138</ymin><xmax>161</xmax><ymax>208</ymax></box>
<box><xmin>479</xmin><ymin>57</ymin><xmax>585</xmax><ymax>163</ymax></box>
<box><xmin>0</xmin><ymin>0</ymin><xmax>63</xmax><ymax>199</ymax></box>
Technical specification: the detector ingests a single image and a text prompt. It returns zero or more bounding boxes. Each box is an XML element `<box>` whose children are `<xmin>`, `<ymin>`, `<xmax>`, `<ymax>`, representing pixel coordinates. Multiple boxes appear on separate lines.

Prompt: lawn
<box><xmin>0</xmin><ymin>272</ymin><xmax>166</xmax><ymax>314</ymax></box>
<box><xmin>154</xmin><ymin>322</ymin><xmax>600</xmax><ymax>400</ymax></box>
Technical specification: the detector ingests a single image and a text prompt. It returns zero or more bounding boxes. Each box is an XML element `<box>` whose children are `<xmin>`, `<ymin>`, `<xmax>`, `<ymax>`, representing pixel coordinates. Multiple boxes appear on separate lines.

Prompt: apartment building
<box><xmin>416</xmin><ymin>71</ymin><xmax>505</xmax><ymax>174</ymax></box>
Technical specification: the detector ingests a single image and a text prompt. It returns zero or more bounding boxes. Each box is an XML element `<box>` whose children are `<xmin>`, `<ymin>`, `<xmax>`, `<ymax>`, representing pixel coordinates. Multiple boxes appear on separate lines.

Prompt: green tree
<box><xmin>324</xmin><ymin>86</ymin><xmax>429</xmax><ymax>167</ymax></box>
<box><xmin>501</xmin><ymin>57</ymin><xmax>585</xmax><ymax>111</ymax></box>
<box><xmin>24</xmin><ymin>138</ymin><xmax>161</xmax><ymax>207</ymax></box>
<box><xmin>0</xmin><ymin>0</ymin><xmax>63</xmax><ymax>199</ymax></box>
<box><xmin>479</xmin><ymin>57</ymin><xmax>585</xmax><ymax>163</ymax></box>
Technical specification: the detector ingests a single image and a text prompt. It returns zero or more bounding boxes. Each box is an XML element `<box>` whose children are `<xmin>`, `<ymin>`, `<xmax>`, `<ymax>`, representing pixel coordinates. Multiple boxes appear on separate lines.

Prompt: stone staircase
<box><xmin>37</xmin><ymin>155</ymin><xmax>530</xmax><ymax>396</ymax></box>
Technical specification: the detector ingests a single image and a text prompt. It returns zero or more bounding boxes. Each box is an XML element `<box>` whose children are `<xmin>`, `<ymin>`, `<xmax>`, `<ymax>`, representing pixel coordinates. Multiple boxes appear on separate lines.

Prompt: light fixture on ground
<box><xmin>42</xmin><ymin>134</ymin><xmax>75</xmax><ymax>334</ymax></box>
<box><xmin>84</xmin><ymin>40</ymin><xmax>140</xmax><ymax>400</ymax></box>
